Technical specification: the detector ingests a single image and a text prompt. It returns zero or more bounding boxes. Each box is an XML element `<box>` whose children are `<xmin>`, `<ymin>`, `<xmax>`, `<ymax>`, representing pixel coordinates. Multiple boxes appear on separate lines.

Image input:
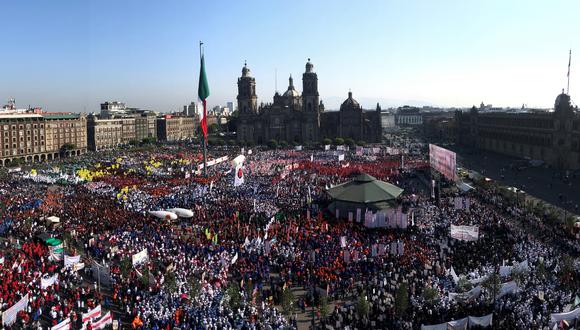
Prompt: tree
<box><xmin>140</xmin><ymin>268</ymin><xmax>150</xmax><ymax>287</ymax></box>
<box><xmin>319</xmin><ymin>295</ymin><xmax>330</xmax><ymax>320</ymax></box>
<box><xmin>344</xmin><ymin>138</ymin><xmax>355</xmax><ymax>147</ymax></box>
<box><xmin>188</xmin><ymin>276</ymin><xmax>201</xmax><ymax>300</ymax></box>
<box><xmin>511</xmin><ymin>267</ymin><xmax>528</xmax><ymax>287</ymax></box>
<box><xmin>224</xmin><ymin>282</ymin><xmax>242</xmax><ymax>311</ymax></box>
<box><xmin>422</xmin><ymin>286</ymin><xmax>440</xmax><ymax>305</ymax></box>
<box><xmin>481</xmin><ymin>273</ymin><xmax>501</xmax><ymax>303</ymax></box>
<box><xmin>281</xmin><ymin>288</ymin><xmax>296</xmax><ymax>317</ymax></box>
<box><xmin>559</xmin><ymin>255</ymin><xmax>576</xmax><ymax>286</ymax></box>
<box><xmin>208</xmin><ymin>123</ymin><xmax>219</xmax><ymax>134</ymax></box>
<box><xmin>355</xmin><ymin>292</ymin><xmax>370</xmax><ymax>319</ymax></box>
<box><xmin>322</xmin><ymin>138</ymin><xmax>332</xmax><ymax>146</ymax></box>
<box><xmin>129</xmin><ymin>139</ymin><xmax>139</xmax><ymax>146</ymax></box>
<box><xmin>457</xmin><ymin>275</ymin><xmax>473</xmax><ymax>293</ymax></box>
<box><xmin>228</xmin><ymin>139</ymin><xmax>237</xmax><ymax>146</ymax></box>
<box><xmin>165</xmin><ymin>270</ymin><xmax>178</xmax><ymax>293</ymax></box>
<box><xmin>267</xmin><ymin>139</ymin><xmax>278</xmax><ymax>149</ymax></box>
<box><xmin>357</xmin><ymin>140</ymin><xmax>366</xmax><ymax>146</ymax></box>
<box><xmin>279</xmin><ymin>140</ymin><xmax>288</xmax><ymax>148</ymax></box>
<box><xmin>334</xmin><ymin>137</ymin><xmax>344</xmax><ymax>145</ymax></box>
<box><xmin>246</xmin><ymin>140</ymin><xmax>255</xmax><ymax>147</ymax></box>
<box><xmin>537</xmin><ymin>259</ymin><xmax>548</xmax><ymax>281</ymax></box>
<box><xmin>120</xmin><ymin>257</ymin><xmax>132</xmax><ymax>278</ymax></box>
<box><xmin>60</xmin><ymin>143</ymin><xmax>76</xmax><ymax>158</ymax></box>
<box><xmin>395</xmin><ymin>283</ymin><xmax>409</xmax><ymax>317</ymax></box>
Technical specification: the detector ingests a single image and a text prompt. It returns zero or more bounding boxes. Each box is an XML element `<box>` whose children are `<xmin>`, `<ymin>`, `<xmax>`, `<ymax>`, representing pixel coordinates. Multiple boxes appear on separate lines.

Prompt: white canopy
<box><xmin>47</xmin><ymin>216</ymin><xmax>60</xmax><ymax>223</ymax></box>
<box><xmin>148</xmin><ymin>211</ymin><xmax>178</xmax><ymax>220</ymax></box>
<box><xmin>166</xmin><ymin>208</ymin><xmax>194</xmax><ymax>218</ymax></box>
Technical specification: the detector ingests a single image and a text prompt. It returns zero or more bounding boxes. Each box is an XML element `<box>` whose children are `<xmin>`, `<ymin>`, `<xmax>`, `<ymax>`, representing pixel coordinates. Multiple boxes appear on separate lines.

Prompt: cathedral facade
<box><xmin>236</xmin><ymin>59</ymin><xmax>382</xmax><ymax>145</ymax></box>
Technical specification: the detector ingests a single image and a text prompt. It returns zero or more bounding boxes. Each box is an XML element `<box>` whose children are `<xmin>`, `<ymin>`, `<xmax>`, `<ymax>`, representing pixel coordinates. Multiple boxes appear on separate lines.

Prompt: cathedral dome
<box><xmin>305</xmin><ymin>58</ymin><xmax>314</xmax><ymax>73</ymax></box>
<box><xmin>340</xmin><ymin>91</ymin><xmax>360</xmax><ymax>111</ymax></box>
<box><xmin>555</xmin><ymin>90</ymin><xmax>571</xmax><ymax>110</ymax></box>
<box><xmin>283</xmin><ymin>75</ymin><xmax>300</xmax><ymax>98</ymax></box>
<box><xmin>242</xmin><ymin>61</ymin><xmax>251</xmax><ymax>77</ymax></box>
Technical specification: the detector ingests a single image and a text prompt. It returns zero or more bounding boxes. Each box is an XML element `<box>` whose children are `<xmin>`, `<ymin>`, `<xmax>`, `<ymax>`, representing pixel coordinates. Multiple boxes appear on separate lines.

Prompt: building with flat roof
<box><xmin>456</xmin><ymin>91</ymin><xmax>580</xmax><ymax>170</ymax></box>
<box><xmin>156</xmin><ymin>115</ymin><xmax>195</xmax><ymax>142</ymax></box>
<box><xmin>0</xmin><ymin>100</ymin><xmax>87</xmax><ymax>166</ymax></box>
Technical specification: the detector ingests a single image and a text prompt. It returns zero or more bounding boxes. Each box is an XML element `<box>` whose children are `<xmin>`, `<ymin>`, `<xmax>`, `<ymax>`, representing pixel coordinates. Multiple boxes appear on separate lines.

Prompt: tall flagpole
<box><xmin>567</xmin><ymin>49</ymin><xmax>571</xmax><ymax>95</ymax></box>
<box><xmin>200</xmin><ymin>41</ymin><xmax>207</xmax><ymax>177</ymax></box>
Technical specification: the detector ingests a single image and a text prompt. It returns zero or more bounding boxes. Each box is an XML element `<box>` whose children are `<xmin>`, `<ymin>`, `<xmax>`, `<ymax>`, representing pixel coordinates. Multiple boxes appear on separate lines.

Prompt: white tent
<box><xmin>166</xmin><ymin>208</ymin><xmax>194</xmax><ymax>218</ymax></box>
<box><xmin>46</xmin><ymin>216</ymin><xmax>60</xmax><ymax>223</ymax></box>
<box><xmin>148</xmin><ymin>211</ymin><xmax>178</xmax><ymax>220</ymax></box>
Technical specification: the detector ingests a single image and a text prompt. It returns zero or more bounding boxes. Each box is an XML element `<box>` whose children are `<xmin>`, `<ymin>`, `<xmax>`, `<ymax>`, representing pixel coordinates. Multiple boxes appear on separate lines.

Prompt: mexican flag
<box><xmin>198</xmin><ymin>52</ymin><xmax>210</xmax><ymax>139</ymax></box>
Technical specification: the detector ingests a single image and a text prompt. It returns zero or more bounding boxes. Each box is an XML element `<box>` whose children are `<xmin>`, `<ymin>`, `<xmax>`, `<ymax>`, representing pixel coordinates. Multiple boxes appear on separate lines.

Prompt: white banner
<box><xmin>82</xmin><ymin>305</ymin><xmax>102</xmax><ymax>323</ymax></box>
<box><xmin>498</xmin><ymin>281</ymin><xmax>518</xmax><ymax>298</ymax></box>
<box><xmin>338</xmin><ymin>154</ymin><xmax>345</xmax><ymax>162</ymax></box>
<box><xmin>64</xmin><ymin>255</ymin><xmax>81</xmax><ymax>268</ymax></box>
<box><xmin>324</xmin><ymin>144</ymin><xmax>330</xmax><ymax>151</ymax></box>
<box><xmin>2</xmin><ymin>293</ymin><xmax>28</xmax><ymax>326</ymax></box>
<box><xmin>448</xmin><ymin>286</ymin><xmax>481</xmax><ymax>303</ymax></box>
<box><xmin>131</xmin><ymin>249</ymin><xmax>148</xmax><ymax>266</ymax></box>
<box><xmin>468</xmin><ymin>314</ymin><xmax>493</xmax><ymax>328</ymax></box>
<box><xmin>89</xmin><ymin>311</ymin><xmax>112</xmax><ymax>330</ymax></box>
<box><xmin>340</xmin><ymin>236</ymin><xmax>347</xmax><ymax>248</ymax></box>
<box><xmin>51</xmin><ymin>317</ymin><xmax>71</xmax><ymax>330</ymax></box>
<box><xmin>41</xmin><ymin>273</ymin><xmax>58</xmax><ymax>289</ymax></box>
<box><xmin>450</xmin><ymin>225</ymin><xmax>479</xmax><ymax>241</ymax></box>
<box><xmin>550</xmin><ymin>307</ymin><xmax>580</xmax><ymax>325</ymax></box>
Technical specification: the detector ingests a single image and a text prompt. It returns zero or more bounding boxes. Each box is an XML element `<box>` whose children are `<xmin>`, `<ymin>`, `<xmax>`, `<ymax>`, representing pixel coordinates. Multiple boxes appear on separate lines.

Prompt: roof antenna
<box><xmin>567</xmin><ymin>49</ymin><xmax>571</xmax><ymax>94</ymax></box>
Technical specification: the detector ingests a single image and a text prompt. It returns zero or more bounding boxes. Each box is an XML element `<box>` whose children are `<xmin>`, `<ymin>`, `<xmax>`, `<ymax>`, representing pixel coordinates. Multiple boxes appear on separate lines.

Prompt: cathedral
<box><xmin>236</xmin><ymin>59</ymin><xmax>382</xmax><ymax>144</ymax></box>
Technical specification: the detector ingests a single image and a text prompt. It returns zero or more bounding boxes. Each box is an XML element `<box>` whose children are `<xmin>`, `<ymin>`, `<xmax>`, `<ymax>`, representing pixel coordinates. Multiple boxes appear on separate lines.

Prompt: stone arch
<box><xmin>25</xmin><ymin>156</ymin><xmax>32</xmax><ymax>163</ymax></box>
<box><xmin>33</xmin><ymin>154</ymin><xmax>39</xmax><ymax>162</ymax></box>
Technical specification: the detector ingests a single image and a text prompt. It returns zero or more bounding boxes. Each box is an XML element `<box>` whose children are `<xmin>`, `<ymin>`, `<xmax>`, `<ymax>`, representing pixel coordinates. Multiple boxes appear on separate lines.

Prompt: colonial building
<box><xmin>456</xmin><ymin>91</ymin><xmax>580</xmax><ymax>170</ymax></box>
<box><xmin>0</xmin><ymin>100</ymin><xmax>87</xmax><ymax>166</ymax></box>
<box><xmin>156</xmin><ymin>115</ymin><xmax>195</xmax><ymax>142</ymax></box>
<box><xmin>87</xmin><ymin>115</ymin><xmax>135</xmax><ymax>151</ymax></box>
<box><xmin>44</xmin><ymin>113</ymin><xmax>87</xmax><ymax>157</ymax></box>
<box><xmin>236</xmin><ymin>59</ymin><xmax>382</xmax><ymax>144</ymax></box>
<box><xmin>395</xmin><ymin>106</ymin><xmax>423</xmax><ymax>126</ymax></box>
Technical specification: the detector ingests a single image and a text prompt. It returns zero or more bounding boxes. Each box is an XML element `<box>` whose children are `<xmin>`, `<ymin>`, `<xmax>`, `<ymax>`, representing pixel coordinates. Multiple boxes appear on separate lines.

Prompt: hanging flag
<box><xmin>197</xmin><ymin>45</ymin><xmax>210</xmax><ymax>139</ymax></box>
<box><xmin>234</xmin><ymin>164</ymin><xmax>244</xmax><ymax>187</ymax></box>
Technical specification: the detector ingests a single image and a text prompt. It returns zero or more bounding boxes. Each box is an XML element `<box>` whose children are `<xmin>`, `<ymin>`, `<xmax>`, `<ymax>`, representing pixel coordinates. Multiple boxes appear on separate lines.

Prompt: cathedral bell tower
<box><xmin>302</xmin><ymin>59</ymin><xmax>319</xmax><ymax>112</ymax></box>
<box><xmin>237</xmin><ymin>62</ymin><xmax>258</xmax><ymax>114</ymax></box>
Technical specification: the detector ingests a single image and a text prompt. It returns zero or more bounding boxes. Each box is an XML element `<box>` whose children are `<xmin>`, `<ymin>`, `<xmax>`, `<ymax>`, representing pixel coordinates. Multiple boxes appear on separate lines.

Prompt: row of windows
<box><xmin>2</xmin><ymin>124</ymin><xmax>45</xmax><ymax>130</ymax></box>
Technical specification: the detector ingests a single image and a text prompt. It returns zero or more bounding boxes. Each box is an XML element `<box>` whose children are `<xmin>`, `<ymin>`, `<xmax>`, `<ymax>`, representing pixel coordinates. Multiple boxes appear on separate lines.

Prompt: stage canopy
<box><xmin>326</xmin><ymin>173</ymin><xmax>404</xmax><ymax>216</ymax></box>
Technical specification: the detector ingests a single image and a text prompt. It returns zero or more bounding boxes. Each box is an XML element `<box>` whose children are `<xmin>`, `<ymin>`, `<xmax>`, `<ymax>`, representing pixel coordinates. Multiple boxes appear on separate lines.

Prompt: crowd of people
<box><xmin>0</xmin><ymin>140</ymin><xmax>578</xmax><ymax>329</ymax></box>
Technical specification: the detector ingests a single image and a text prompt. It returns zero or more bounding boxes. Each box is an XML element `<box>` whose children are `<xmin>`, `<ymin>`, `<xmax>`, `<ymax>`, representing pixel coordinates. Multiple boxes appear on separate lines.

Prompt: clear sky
<box><xmin>1</xmin><ymin>0</ymin><xmax>579</xmax><ymax>112</ymax></box>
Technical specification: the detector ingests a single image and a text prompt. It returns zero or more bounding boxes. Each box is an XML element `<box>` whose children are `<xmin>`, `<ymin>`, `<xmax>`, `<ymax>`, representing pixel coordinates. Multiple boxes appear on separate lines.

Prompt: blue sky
<box><xmin>1</xmin><ymin>0</ymin><xmax>579</xmax><ymax>112</ymax></box>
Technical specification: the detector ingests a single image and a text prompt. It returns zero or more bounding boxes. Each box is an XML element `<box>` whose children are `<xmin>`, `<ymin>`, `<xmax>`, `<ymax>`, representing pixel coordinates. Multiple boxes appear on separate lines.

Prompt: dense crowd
<box><xmin>0</xmin><ymin>141</ymin><xmax>578</xmax><ymax>330</ymax></box>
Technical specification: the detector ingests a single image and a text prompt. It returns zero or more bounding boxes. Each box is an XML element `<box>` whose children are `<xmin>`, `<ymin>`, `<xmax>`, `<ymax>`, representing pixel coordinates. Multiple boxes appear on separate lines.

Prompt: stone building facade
<box><xmin>0</xmin><ymin>110</ymin><xmax>87</xmax><ymax>166</ymax></box>
<box><xmin>87</xmin><ymin>115</ymin><xmax>136</xmax><ymax>151</ymax></box>
<box><xmin>156</xmin><ymin>115</ymin><xmax>195</xmax><ymax>142</ymax></box>
<box><xmin>456</xmin><ymin>91</ymin><xmax>580</xmax><ymax>170</ymax></box>
<box><xmin>236</xmin><ymin>59</ymin><xmax>381</xmax><ymax>144</ymax></box>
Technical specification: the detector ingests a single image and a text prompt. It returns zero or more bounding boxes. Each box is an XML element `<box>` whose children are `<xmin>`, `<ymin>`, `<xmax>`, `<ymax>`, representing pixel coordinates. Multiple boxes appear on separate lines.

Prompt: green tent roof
<box><xmin>45</xmin><ymin>238</ymin><xmax>62</xmax><ymax>246</ymax></box>
<box><xmin>326</xmin><ymin>173</ymin><xmax>403</xmax><ymax>204</ymax></box>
